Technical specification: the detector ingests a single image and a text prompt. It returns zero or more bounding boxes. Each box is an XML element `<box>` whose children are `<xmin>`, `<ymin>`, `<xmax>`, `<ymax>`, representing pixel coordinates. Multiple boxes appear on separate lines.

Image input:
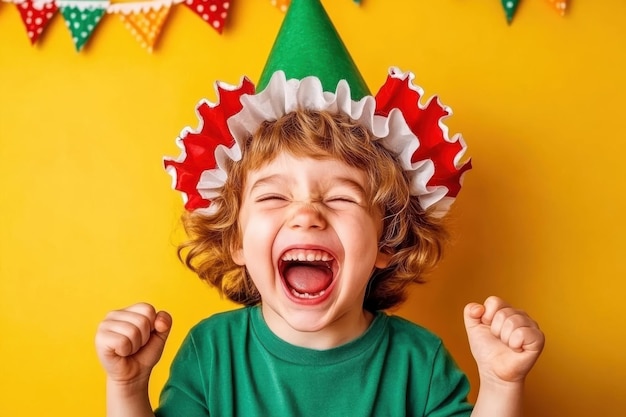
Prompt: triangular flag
<box><xmin>58</xmin><ymin>0</ymin><xmax>109</xmax><ymax>51</ymax></box>
<box><xmin>183</xmin><ymin>0</ymin><xmax>231</xmax><ymax>34</ymax></box>
<box><xmin>108</xmin><ymin>0</ymin><xmax>172</xmax><ymax>52</ymax></box>
<box><xmin>546</xmin><ymin>0</ymin><xmax>568</xmax><ymax>16</ymax></box>
<box><xmin>501</xmin><ymin>0</ymin><xmax>520</xmax><ymax>24</ymax></box>
<box><xmin>16</xmin><ymin>0</ymin><xmax>58</xmax><ymax>45</ymax></box>
<box><xmin>270</xmin><ymin>0</ymin><xmax>289</xmax><ymax>13</ymax></box>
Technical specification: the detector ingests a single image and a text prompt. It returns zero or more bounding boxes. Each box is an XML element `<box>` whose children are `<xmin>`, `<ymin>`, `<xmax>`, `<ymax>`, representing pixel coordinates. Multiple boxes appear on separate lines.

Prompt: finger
<box><xmin>496</xmin><ymin>311</ymin><xmax>532</xmax><ymax>350</ymax></box>
<box><xmin>97</xmin><ymin>319</ymin><xmax>149</xmax><ymax>357</ymax></box>
<box><xmin>489</xmin><ymin>307</ymin><xmax>523</xmax><ymax>339</ymax></box>
<box><xmin>480</xmin><ymin>295</ymin><xmax>511</xmax><ymax>325</ymax></box>
<box><xmin>96</xmin><ymin>327</ymin><xmax>137</xmax><ymax>358</ymax></box>
<box><xmin>123</xmin><ymin>303</ymin><xmax>158</xmax><ymax>326</ymax></box>
<box><xmin>139</xmin><ymin>311</ymin><xmax>173</xmax><ymax>362</ymax></box>
<box><xmin>463</xmin><ymin>302</ymin><xmax>485</xmax><ymax>329</ymax></box>
<box><xmin>103</xmin><ymin>309</ymin><xmax>155</xmax><ymax>348</ymax></box>
<box><xmin>154</xmin><ymin>311</ymin><xmax>173</xmax><ymax>339</ymax></box>
<box><xmin>509</xmin><ymin>326</ymin><xmax>546</xmax><ymax>353</ymax></box>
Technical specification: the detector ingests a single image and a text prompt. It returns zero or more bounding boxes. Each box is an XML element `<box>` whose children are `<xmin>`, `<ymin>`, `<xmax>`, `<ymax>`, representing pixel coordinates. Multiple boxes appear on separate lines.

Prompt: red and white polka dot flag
<box><xmin>183</xmin><ymin>0</ymin><xmax>231</xmax><ymax>34</ymax></box>
<box><xmin>15</xmin><ymin>0</ymin><xmax>58</xmax><ymax>45</ymax></box>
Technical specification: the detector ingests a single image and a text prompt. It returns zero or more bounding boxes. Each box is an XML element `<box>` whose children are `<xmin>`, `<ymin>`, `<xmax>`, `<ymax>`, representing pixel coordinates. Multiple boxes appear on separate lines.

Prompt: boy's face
<box><xmin>232</xmin><ymin>152</ymin><xmax>391</xmax><ymax>347</ymax></box>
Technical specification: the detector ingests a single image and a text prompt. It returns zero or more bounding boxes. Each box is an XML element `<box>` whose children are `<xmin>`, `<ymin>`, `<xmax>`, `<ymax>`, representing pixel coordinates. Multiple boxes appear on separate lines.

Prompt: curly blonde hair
<box><xmin>178</xmin><ymin>109</ymin><xmax>449</xmax><ymax>311</ymax></box>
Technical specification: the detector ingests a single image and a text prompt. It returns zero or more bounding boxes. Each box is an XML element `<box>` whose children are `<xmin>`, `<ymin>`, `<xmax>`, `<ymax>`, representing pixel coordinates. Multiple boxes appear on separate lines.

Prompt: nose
<box><xmin>287</xmin><ymin>202</ymin><xmax>327</xmax><ymax>230</ymax></box>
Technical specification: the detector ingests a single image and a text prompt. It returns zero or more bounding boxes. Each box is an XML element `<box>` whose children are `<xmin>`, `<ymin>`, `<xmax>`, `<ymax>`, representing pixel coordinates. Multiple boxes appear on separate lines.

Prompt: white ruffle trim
<box><xmin>196</xmin><ymin>69</ymin><xmax>459</xmax><ymax>217</ymax></box>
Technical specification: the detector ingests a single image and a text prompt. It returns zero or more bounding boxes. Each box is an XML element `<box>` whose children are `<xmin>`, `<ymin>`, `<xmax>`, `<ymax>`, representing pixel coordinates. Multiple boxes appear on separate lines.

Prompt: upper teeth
<box><xmin>281</xmin><ymin>249</ymin><xmax>333</xmax><ymax>262</ymax></box>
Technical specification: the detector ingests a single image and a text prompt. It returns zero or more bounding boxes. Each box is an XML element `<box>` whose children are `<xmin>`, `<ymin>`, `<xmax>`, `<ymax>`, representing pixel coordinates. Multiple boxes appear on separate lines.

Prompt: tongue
<box><xmin>284</xmin><ymin>263</ymin><xmax>332</xmax><ymax>294</ymax></box>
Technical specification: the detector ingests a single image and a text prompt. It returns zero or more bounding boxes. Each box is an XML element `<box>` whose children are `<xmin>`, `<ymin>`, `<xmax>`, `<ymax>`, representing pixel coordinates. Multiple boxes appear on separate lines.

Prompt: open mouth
<box><xmin>279</xmin><ymin>249</ymin><xmax>336</xmax><ymax>300</ymax></box>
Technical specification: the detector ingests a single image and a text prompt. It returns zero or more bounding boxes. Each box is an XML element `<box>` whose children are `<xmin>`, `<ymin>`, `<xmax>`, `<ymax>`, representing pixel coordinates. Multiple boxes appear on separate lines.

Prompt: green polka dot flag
<box><xmin>500</xmin><ymin>0</ymin><xmax>520</xmax><ymax>24</ymax></box>
<box><xmin>59</xmin><ymin>1</ymin><xmax>108</xmax><ymax>51</ymax></box>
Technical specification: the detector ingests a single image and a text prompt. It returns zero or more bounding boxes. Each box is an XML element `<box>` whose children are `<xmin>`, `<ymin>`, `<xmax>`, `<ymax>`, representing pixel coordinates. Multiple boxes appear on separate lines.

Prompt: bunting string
<box><xmin>0</xmin><ymin>0</ymin><xmax>570</xmax><ymax>53</ymax></box>
<box><xmin>3</xmin><ymin>0</ymin><xmax>233</xmax><ymax>52</ymax></box>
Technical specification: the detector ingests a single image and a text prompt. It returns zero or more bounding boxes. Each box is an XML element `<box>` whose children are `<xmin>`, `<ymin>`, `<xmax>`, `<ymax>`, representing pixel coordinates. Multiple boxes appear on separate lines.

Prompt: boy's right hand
<box><xmin>95</xmin><ymin>303</ymin><xmax>172</xmax><ymax>385</ymax></box>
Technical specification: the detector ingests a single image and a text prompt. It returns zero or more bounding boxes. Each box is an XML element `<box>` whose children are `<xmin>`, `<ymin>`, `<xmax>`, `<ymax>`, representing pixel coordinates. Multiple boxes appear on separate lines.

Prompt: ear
<box><xmin>232</xmin><ymin>247</ymin><xmax>245</xmax><ymax>266</ymax></box>
<box><xmin>374</xmin><ymin>250</ymin><xmax>392</xmax><ymax>269</ymax></box>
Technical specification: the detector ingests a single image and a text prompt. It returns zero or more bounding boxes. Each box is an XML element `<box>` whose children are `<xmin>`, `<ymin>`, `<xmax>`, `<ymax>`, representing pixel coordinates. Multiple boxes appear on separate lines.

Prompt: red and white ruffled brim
<box><xmin>165</xmin><ymin>67</ymin><xmax>471</xmax><ymax>218</ymax></box>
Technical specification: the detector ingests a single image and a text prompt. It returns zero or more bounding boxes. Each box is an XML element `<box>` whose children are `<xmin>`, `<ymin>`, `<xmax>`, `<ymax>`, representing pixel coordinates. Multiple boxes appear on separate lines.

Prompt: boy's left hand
<box><xmin>464</xmin><ymin>296</ymin><xmax>545</xmax><ymax>384</ymax></box>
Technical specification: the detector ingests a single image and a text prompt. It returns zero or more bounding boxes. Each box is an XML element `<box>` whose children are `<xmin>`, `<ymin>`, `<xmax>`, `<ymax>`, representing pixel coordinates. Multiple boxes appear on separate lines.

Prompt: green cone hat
<box><xmin>257</xmin><ymin>0</ymin><xmax>371</xmax><ymax>100</ymax></box>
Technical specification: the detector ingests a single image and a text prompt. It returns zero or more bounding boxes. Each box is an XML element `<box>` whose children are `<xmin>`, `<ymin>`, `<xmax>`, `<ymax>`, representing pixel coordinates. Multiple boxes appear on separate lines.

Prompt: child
<box><xmin>96</xmin><ymin>1</ymin><xmax>544</xmax><ymax>416</ymax></box>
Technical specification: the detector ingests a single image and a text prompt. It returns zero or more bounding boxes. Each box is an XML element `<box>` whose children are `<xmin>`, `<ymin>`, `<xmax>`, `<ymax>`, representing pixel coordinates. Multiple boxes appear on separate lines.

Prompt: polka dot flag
<box><xmin>57</xmin><ymin>0</ymin><xmax>108</xmax><ymax>51</ymax></box>
<box><xmin>108</xmin><ymin>0</ymin><xmax>173</xmax><ymax>52</ymax></box>
<box><xmin>501</xmin><ymin>0</ymin><xmax>569</xmax><ymax>23</ymax></box>
<box><xmin>270</xmin><ymin>0</ymin><xmax>289</xmax><ymax>13</ymax></box>
<box><xmin>501</xmin><ymin>0</ymin><xmax>520</xmax><ymax>24</ymax></box>
<box><xmin>183</xmin><ymin>0</ymin><xmax>230</xmax><ymax>34</ymax></box>
<box><xmin>15</xmin><ymin>0</ymin><xmax>58</xmax><ymax>45</ymax></box>
<box><xmin>546</xmin><ymin>0</ymin><xmax>568</xmax><ymax>16</ymax></box>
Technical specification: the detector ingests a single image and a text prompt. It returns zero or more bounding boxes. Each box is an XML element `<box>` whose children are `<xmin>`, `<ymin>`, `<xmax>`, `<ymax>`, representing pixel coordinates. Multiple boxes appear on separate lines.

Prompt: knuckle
<box><xmin>130</xmin><ymin>302</ymin><xmax>157</xmax><ymax>319</ymax></box>
<box><xmin>126</xmin><ymin>322</ymin><xmax>144</xmax><ymax>341</ymax></box>
<box><xmin>484</xmin><ymin>295</ymin><xmax>502</xmax><ymax>307</ymax></box>
<box><xmin>116</xmin><ymin>334</ymin><xmax>134</xmax><ymax>356</ymax></box>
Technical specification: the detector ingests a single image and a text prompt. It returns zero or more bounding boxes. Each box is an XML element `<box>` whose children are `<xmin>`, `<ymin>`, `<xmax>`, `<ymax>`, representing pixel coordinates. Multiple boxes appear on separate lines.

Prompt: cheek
<box><xmin>240</xmin><ymin>212</ymin><xmax>278</xmax><ymax>253</ymax></box>
<box><xmin>339</xmin><ymin>219</ymin><xmax>381</xmax><ymax>255</ymax></box>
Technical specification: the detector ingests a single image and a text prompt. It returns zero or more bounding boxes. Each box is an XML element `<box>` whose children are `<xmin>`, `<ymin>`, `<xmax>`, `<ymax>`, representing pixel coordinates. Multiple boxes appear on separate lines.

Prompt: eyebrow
<box><xmin>328</xmin><ymin>177</ymin><xmax>367</xmax><ymax>197</ymax></box>
<box><xmin>248</xmin><ymin>174</ymin><xmax>286</xmax><ymax>194</ymax></box>
<box><xmin>248</xmin><ymin>175</ymin><xmax>366</xmax><ymax>197</ymax></box>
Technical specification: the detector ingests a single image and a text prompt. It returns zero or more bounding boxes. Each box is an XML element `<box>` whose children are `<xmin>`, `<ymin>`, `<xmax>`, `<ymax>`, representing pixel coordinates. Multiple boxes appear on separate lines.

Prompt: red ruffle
<box><xmin>164</xmin><ymin>78</ymin><xmax>255</xmax><ymax>210</ymax></box>
<box><xmin>374</xmin><ymin>73</ymin><xmax>471</xmax><ymax>198</ymax></box>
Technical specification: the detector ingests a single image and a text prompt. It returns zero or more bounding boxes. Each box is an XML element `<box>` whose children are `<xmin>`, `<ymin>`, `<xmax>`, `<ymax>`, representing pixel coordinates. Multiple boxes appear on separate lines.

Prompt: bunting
<box><xmin>270</xmin><ymin>0</ymin><xmax>289</xmax><ymax>13</ymax></box>
<box><xmin>183</xmin><ymin>0</ymin><xmax>230</xmax><ymax>34</ymax></box>
<box><xmin>1</xmin><ymin>0</ymin><xmax>573</xmax><ymax>51</ymax></box>
<box><xmin>500</xmin><ymin>0</ymin><xmax>569</xmax><ymax>23</ymax></box>
<box><xmin>501</xmin><ymin>0</ymin><xmax>520</xmax><ymax>24</ymax></box>
<box><xmin>5</xmin><ymin>0</ymin><xmax>230</xmax><ymax>51</ymax></box>
<box><xmin>108</xmin><ymin>0</ymin><xmax>173</xmax><ymax>52</ymax></box>
<box><xmin>57</xmin><ymin>0</ymin><xmax>108</xmax><ymax>51</ymax></box>
<box><xmin>16</xmin><ymin>0</ymin><xmax>58</xmax><ymax>44</ymax></box>
<box><xmin>546</xmin><ymin>0</ymin><xmax>568</xmax><ymax>16</ymax></box>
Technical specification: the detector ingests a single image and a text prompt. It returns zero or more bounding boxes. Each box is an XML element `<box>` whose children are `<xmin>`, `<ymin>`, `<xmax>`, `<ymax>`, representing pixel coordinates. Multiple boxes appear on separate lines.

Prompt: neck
<box><xmin>261</xmin><ymin>305</ymin><xmax>374</xmax><ymax>350</ymax></box>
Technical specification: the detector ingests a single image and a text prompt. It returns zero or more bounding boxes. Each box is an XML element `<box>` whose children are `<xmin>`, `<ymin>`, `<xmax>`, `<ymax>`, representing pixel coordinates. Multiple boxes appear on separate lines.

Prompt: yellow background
<box><xmin>1</xmin><ymin>0</ymin><xmax>625</xmax><ymax>415</ymax></box>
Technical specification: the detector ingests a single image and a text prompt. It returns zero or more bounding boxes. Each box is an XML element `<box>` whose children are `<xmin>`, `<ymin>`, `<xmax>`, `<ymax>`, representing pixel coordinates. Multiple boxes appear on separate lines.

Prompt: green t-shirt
<box><xmin>155</xmin><ymin>306</ymin><xmax>473</xmax><ymax>417</ymax></box>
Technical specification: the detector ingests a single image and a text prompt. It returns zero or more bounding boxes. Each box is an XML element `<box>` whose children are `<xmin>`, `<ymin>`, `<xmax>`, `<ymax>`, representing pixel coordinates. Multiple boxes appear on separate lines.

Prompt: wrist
<box><xmin>473</xmin><ymin>374</ymin><xmax>525</xmax><ymax>417</ymax></box>
<box><xmin>106</xmin><ymin>375</ymin><xmax>151</xmax><ymax>399</ymax></box>
<box><xmin>105</xmin><ymin>376</ymin><xmax>155</xmax><ymax>417</ymax></box>
<box><xmin>478</xmin><ymin>371</ymin><xmax>525</xmax><ymax>395</ymax></box>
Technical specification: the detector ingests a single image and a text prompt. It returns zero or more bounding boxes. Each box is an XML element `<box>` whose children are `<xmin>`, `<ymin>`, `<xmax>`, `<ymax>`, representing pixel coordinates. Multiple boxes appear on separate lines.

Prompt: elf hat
<box><xmin>164</xmin><ymin>0</ymin><xmax>471</xmax><ymax>218</ymax></box>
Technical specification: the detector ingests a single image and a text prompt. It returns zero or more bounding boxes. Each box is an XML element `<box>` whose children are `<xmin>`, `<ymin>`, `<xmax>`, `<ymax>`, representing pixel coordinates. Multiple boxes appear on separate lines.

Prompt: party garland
<box><xmin>4</xmin><ymin>0</ymin><xmax>234</xmax><ymax>51</ymax></box>
<box><xmin>1</xmin><ymin>0</ymin><xmax>568</xmax><ymax>53</ymax></box>
<box><xmin>503</xmin><ymin>0</ymin><xmax>568</xmax><ymax>23</ymax></box>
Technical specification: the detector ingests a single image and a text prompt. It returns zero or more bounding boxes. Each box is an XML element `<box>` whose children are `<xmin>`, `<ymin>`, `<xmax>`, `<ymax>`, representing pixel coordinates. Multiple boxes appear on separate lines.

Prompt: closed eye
<box><xmin>325</xmin><ymin>196</ymin><xmax>359</xmax><ymax>205</ymax></box>
<box><xmin>255</xmin><ymin>194</ymin><xmax>289</xmax><ymax>203</ymax></box>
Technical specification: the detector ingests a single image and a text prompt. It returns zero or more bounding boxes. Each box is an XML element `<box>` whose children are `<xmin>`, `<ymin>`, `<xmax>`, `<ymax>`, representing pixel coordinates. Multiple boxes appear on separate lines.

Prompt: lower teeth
<box><xmin>291</xmin><ymin>289</ymin><xmax>325</xmax><ymax>299</ymax></box>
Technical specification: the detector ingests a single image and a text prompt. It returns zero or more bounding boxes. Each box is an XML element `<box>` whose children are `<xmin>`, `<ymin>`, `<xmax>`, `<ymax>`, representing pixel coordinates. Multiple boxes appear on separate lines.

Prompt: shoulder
<box><xmin>382</xmin><ymin>313</ymin><xmax>444</xmax><ymax>356</ymax></box>
<box><xmin>381</xmin><ymin>314</ymin><xmax>469</xmax><ymax>390</ymax></box>
<box><xmin>186</xmin><ymin>307</ymin><xmax>253</xmax><ymax>348</ymax></box>
<box><xmin>192</xmin><ymin>306</ymin><xmax>251</xmax><ymax>330</ymax></box>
